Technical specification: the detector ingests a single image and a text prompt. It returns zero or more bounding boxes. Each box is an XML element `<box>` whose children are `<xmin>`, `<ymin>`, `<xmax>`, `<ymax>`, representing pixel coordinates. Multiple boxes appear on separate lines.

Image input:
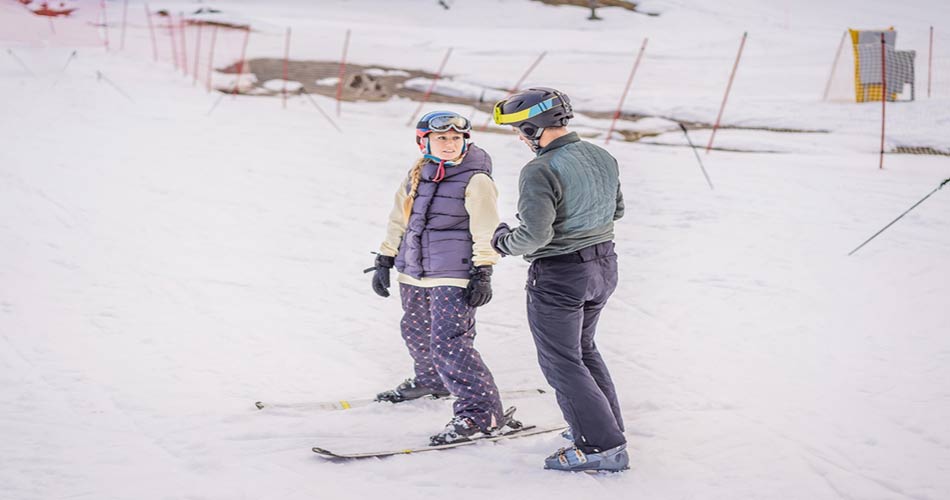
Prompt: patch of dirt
<box><xmin>716</xmin><ymin>125</ymin><xmax>829</xmax><ymax>134</ymax></box>
<box><xmin>582</xmin><ymin>110</ymin><xmax>830</xmax><ymax>134</ymax></box>
<box><xmin>637</xmin><ymin>142</ymin><xmax>785</xmax><ymax>154</ymax></box>
<box><xmin>225</xmin><ymin>59</ymin><xmax>830</xmax><ymax>148</ymax></box>
<box><xmin>223</xmin><ymin>59</ymin><xmax>501</xmax><ymax>111</ymax></box>
<box><xmin>531</xmin><ymin>0</ymin><xmax>657</xmax><ymax>16</ymax></box>
<box><xmin>892</xmin><ymin>146</ymin><xmax>950</xmax><ymax>156</ymax></box>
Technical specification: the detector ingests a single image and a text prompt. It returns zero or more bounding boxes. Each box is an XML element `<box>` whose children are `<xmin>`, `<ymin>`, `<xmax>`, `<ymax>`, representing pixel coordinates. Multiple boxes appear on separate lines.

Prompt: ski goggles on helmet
<box><xmin>418</xmin><ymin>113</ymin><xmax>472</xmax><ymax>134</ymax></box>
<box><xmin>492</xmin><ymin>96</ymin><xmax>559</xmax><ymax>127</ymax></box>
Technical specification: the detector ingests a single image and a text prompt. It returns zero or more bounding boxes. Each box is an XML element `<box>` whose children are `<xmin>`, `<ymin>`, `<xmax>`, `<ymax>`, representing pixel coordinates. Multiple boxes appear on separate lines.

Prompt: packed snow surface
<box><xmin>2</xmin><ymin>1</ymin><xmax>949</xmax><ymax>499</ymax></box>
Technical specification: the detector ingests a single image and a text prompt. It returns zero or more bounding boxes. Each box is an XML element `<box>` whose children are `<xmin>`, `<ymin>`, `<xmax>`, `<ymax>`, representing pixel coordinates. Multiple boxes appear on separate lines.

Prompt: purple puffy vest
<box><xmin>395</xmin><ymin>144</ymin><xmax>492</xmax><ymax>279</ymax></box>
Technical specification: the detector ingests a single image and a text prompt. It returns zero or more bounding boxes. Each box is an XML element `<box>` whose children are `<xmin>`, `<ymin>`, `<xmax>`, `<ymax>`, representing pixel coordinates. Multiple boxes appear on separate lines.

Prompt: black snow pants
<box><xmin>526</xmin><ymin>241</ymin><xmax>626</xmax><ymax>453</ymax></box>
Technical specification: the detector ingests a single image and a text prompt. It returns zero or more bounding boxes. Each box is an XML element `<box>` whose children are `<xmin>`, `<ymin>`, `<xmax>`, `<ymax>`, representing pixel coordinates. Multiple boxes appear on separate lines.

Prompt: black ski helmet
<box><xmin>492</xmin><ymin>87</ymin><xmax>573</xmax><ymax>141</ymax></box>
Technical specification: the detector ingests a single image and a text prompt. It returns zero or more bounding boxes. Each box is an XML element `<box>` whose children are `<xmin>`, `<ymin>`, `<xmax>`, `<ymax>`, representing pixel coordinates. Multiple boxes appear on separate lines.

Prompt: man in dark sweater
<box><xmin>492</xmin><ymin>87</ymin><xmax>628</xmax><ymax>472</ymax></box>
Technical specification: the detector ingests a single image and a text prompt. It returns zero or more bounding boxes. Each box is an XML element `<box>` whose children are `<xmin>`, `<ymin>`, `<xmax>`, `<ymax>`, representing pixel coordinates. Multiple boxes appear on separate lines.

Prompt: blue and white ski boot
<box><xmin>543</xmin><ymin>443</ymin><xmax>629</xmax><ymax>472</ymax></box>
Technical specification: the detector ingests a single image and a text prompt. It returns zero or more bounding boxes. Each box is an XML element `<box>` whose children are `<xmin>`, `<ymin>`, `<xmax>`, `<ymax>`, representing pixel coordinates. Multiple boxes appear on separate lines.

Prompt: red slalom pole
<box><xmin>100</xmin><ymin>0</ymin><xmax>110</xmax><ymax>51</ymax></box>
<box><xmin>606</xmin><ymin>38</ymin><xmax>648</xmax><ymax>145</ymax></box>
<box><xmin>879</xmin><ymin>33</ymin><xmax>886</xmax><ymax>170</ymax></box>
<box><xmin>168</xmin><ymin>15</ymin><xmax>179</xmax><ymax>70</ymax></box>
<box><xmin>282</xmin><ymin>27</ymin><xmax>291</xmax><ymax>109</ymax></box>
<box><xmin>179</xmin><ymin>13</ymin><xmax>188</xmax><ymax>76</ymax></box>
<box><xmin>120</xmin><ymin>0</ymin><xmax>128</xmax><ymax>50</ymax></box>
<box><xmin>232</xmin><ymin>27</ymin><xmax>251</xmax><ymax>97</ymax></box>
<box><xmin>206</xmin><ymin>25</ymin><xmax>218</xmax><ymax>92</ymax></box>
<box><xmin>706</xmin><ymin>32</ymin><xmax>747</xmax><ymax>154</ymax></box>
<box><xmin>406</xmin><ymin>47</ymin><xmax>453</xmax><ymax>126</ymax></box>
<box><xmin>145</xmin><ymin>4</ymin><xmax>157</xmax><ymax>62</ymax></box>
<box><xmin>480</xmin><ymin>50</ymin><xmax>547</xmax><ymax>130</ymax></box>
<box><xmin>928</xmin><ymin>26</ymin><xmax>933</xmax><ymax>98</ymax></box>
<box><xmin>335</xmin><ymin>29</ymin><xmax>351</xmax><ymax>117</ymax></box>
<box><xmin>192</xmin><ymin>23</ymin><xmax>203</xmax><ymax>85</ymax></box>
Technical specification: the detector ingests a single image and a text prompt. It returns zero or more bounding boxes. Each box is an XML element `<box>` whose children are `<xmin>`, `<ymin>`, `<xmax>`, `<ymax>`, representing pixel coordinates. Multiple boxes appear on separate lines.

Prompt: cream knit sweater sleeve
<box><xmin>465</xmin><ymin>173</ymin><xmax>501</xmax><ymax>267</ymax></box>
<box><xmin>379</xmin><ymin>178</ymin><xmax>408</xmax><ymax>257</ymax></box>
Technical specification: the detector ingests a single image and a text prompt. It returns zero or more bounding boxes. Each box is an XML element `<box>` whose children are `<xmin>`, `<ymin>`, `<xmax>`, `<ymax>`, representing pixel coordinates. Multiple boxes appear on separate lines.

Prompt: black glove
<box><xmin>363</xmin><ymin>254</ymin><xmax>395</xmax><ymax>297</ymax></box>
<box><xmin>466</xmin><ymin>266</ymin><xmax>493</xmax><ymax>307</ymax></box>
<box><xmin>491</xmin><ymin>223</ymin><xmax>512</xmax><ymax>256</ymax></box>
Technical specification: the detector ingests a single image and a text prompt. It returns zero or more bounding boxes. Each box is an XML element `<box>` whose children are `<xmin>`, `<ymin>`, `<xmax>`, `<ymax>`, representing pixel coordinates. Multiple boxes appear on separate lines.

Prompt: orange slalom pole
<box><xmin>706</xmin><ymin>32</ymin><xmax>747</xmax><ymax>154</ymax></box>
<box><xmin>192</xmin><ymin>23</ymin><xmax>203</xmax><ymax>85</ymax></box>
<box><xmin>231</xmin><ymin>27</ymin><xmax>251</xmax><ymax>97</ymax></box>
<box><xmin>879</xmin><ymin>33</ymin><xmax>886</xmax><ymax>170</ymax></box>
<box><xmin>282</xmin><ymin>27</ymin><xmax>291</xmax><ymax>109</ymax></box>
<box><xmin>206</xmin><ymin>25</ymin><xmax>218</xmax><ymax>92</ymax></box>
<box><xmin>335</xmin><ymin>29</ymin><xmax>351</xmax><ymax>117</ymax></box>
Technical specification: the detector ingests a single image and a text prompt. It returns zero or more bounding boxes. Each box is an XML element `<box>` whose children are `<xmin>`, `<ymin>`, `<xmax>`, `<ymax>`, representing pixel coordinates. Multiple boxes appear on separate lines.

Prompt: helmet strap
<box><xmin>552</xmin><ymin>90</ymin><xmax>572</xmax><ymax>119</ymax></box>
<box><xmin>523</xmin><ymin>127</ymin><xmax>544</xmax><ymax>152</ymax></box>
<box><xmin>421</xmin><ymin>139</ymin><xmax>467</xmax><ymax>166</ymax></box>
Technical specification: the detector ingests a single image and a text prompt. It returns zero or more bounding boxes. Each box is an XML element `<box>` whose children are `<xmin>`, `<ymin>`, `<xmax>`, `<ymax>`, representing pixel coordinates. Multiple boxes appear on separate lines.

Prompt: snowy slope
<box><xmin>2</xmin><ymin>1</ymin><xmax>950</xmax><ymax>500</ymax></box>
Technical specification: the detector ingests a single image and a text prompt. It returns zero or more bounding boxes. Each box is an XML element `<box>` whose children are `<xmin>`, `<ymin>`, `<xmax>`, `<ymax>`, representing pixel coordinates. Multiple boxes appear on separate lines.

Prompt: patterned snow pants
<box><xmin>399</xmin><ymin>283</ymin><xmax>504</xmax><ymax>431</ymax></box>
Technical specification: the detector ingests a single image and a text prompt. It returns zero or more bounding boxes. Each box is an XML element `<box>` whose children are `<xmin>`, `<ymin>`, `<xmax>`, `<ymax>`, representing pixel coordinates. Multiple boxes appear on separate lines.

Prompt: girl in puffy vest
<box><xmin>365</xmin><ymin>111</ymin><xmax>511</xmax><ymax>445</ymax></box>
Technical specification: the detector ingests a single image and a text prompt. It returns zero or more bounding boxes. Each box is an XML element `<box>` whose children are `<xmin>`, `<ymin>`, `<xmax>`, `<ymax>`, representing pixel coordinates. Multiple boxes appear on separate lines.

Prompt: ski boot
<box><xmin>560</xmin><ymin>427</ymin><xmax>574</xmax><ymax>441</ymax></box>
<box><xmin>429</xmin><ymin>406</ymin><xmax>522</xmax><ymax>446</ymax></box>
<box><xmin>375</xmin><ymin>378</ymin><xmax>450</xmax><ymax>403</ymax></box>
<box><xmin>429</xmin><ymin>415</ymin><xmax>481</xmax><ymax>445</ymax></box>
<box><xmin>543</xmin><ymin>442</ymin><xmax>629</xmax><ymax>472</ymax></box>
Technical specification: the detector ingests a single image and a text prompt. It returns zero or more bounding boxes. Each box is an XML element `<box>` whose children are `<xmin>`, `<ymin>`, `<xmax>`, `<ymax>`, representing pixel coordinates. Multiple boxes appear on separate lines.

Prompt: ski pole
<box><xmin>679</xmin><ymin>123</ymin><xmax>715</xmax><ymax>190</ymax></box>
<box><xmin>51</xmin><ymin>50</ymin><xmax>77</xmax><ymax>88</ymax></box>
<box><xmin>206</xmin><ymin>91</ymin><xmax>226</xmax><ymax>116</ymax></box>
<box><xmin>302</xmin><ymin>90</ymin><xmax>344</xmax><ymax>133</ymax></box>
<box><xmin>6</xmin><ymin>49</ymin><xmax>36</xmax><ymax>78</ymax></box>
<box><xmin>96</xmin><ymin>70</ymin><xmax>134</xmax><ymax>103</ymax></box>
<box><xmin>848</xmin><ymin>177</ymin><xmax>950</xmax><ymax>256</ymax></box>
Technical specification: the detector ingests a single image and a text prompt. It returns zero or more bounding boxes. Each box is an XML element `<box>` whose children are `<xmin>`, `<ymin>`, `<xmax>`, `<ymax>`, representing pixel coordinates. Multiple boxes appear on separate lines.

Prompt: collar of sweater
<box><xmin>536</xmin><ymin>132</ymin><xmax>580</xmax><ymax>157</ymax></box>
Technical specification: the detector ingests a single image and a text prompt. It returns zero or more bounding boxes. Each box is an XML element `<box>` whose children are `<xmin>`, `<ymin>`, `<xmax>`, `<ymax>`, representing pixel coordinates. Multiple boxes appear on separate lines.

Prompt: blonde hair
<box><xmin>402</xmin><ymin>157</ymin><xmax>428</xmax><ymax>223</ymax></box>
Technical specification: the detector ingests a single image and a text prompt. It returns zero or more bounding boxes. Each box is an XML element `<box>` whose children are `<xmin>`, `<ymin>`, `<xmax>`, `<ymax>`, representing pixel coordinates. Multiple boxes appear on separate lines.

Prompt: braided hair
<box><xmin>402</xmin><ymin>157</ymin><xmax>428</xmax><ymax>223</ymax></box>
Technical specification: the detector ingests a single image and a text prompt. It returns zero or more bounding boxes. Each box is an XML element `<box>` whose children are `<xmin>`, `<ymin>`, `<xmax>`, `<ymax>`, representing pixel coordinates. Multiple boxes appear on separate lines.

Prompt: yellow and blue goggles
<box><xmin>492</xmin><ymin>96</ymin><xmax>560</xmax><ymax>125</ymax></box>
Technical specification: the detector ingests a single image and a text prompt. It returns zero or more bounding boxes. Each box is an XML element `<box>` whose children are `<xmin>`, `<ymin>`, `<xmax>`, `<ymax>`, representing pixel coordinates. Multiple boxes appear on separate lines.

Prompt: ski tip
<box><xmin>254</xmin><ymin>401</ymin><xmax>265</xmax><ymax>410</ymax></box>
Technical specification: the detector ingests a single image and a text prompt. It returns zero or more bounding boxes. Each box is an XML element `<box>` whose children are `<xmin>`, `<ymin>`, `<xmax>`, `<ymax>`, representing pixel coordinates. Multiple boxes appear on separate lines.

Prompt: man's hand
<box><xmin>491</xmin><ymin>223</ymin><xmax>512</xmax><ymax>256</ymax></box>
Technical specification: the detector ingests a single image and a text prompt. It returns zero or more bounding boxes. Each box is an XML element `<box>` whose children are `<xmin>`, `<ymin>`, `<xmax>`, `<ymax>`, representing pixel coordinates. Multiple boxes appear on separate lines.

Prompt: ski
<box><xmin>312</xmin><ymin>424</ymin><xmax>568</xmax><ymax>460</ymax></box>
<box><xmin>255</xmin><ymin>388</ymin><xmax>548</xmax><ymax>411</ymax></box>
